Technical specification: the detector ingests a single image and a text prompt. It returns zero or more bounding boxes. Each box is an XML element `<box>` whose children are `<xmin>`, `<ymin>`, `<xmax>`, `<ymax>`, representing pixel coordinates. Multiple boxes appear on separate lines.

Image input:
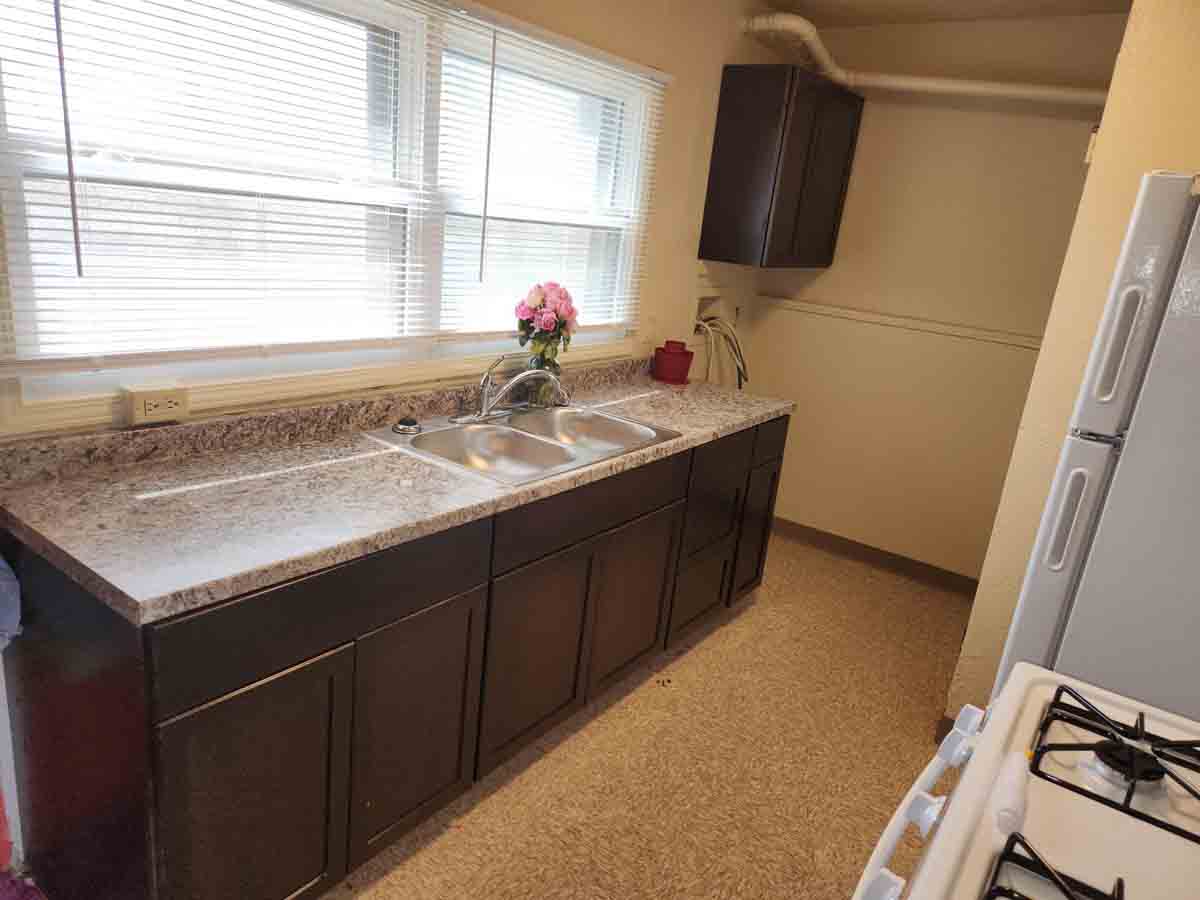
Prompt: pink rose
<box><xmin>544</xmin><ymin>282</ymin><xmax>576</xmax><ymax>317</ymax></box>
<box><xmin>525</xmin><ymin>285</ymin><xmax>545</xmax><ymax>310</ymax></box>
<box><xmin>536</xmin><ymin>308</ymin><xmax>558</xmax><ymax>332</ymax></box>
<box><xmin>515</xmin><ymin>300</ymin><xmax>535</xmax><ymax>321</ymax></box>
<box><xmin>543</xmin><ymin>282</ymin><xmax>566</xmax><ymax>308</ymax></box>
<box><xmin>565</xmin><ymin>314</ymin><xmax>578</xmax><ymax>335</ymax></box>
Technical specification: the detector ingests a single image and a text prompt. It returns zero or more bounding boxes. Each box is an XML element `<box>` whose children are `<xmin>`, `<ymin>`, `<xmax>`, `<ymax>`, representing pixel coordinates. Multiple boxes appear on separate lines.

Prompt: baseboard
<box><xmin>772</xmin><ymin>517</ymin><xmax>979</xmax><ymax>598</ymax></box>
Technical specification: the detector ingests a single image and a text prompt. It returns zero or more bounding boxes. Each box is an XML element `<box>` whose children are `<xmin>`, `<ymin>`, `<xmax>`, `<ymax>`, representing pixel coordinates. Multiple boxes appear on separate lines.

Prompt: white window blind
<box><xmin>0</xmin><ymin>0</ymin><xmax>664</xmax><ymax>372</ymax></box>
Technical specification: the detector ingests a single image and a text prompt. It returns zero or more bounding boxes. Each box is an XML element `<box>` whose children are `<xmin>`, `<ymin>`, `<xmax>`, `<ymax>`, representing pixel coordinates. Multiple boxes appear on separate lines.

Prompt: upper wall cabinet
<box><xmin>698</xmin><ymin>65</ymin><xmax>863</xmax><ymax>268</ymax></box>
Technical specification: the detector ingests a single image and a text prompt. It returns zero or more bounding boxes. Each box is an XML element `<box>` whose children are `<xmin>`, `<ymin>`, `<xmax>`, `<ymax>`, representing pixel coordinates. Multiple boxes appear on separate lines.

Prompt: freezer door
<box><xmin>991</xmin><ymin>435</ymin><xmax>1116</xmax><ymax>699</ymax></box>
<box><xmin>1055</xmin><ymin>237</ymin><xmax>1200</xmax><ymax>719</ymax></box>
<box><xmin>1072</xmin><ymin>172</ymin><xmax>1197</xmax><ymax>437</ymax></box>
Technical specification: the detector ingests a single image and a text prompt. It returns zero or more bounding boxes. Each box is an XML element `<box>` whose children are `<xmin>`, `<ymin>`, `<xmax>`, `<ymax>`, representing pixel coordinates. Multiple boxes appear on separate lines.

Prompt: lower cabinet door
<box><xmin>349</xmin><ymin>587</ymin><xmax>486</xmax><ymax>867</ymax></box>
<box><xmin>153</xmin><ymin>645</ymin><xmax>353</xmax><ymax>900</ymax></box>
<box><xmin>478</xmin><ymin>540</ymin><xmax>598</xmax><ymax>776</ymax></box>
<box><xmin>667</xmin><ymin>536</ymin><xmax>735</xmax><ymax>645</ymax></box>
<box><xmin>731</xmin><ymin>457</ymin><xmax>783</xmax><ymax>601</ymax></box>
<box><xmin>587</xmin><ymin>502</ymin><xmax>683</xmax><ymax>698</ymax></box>
<box><xmin>681</xmin><ymin>428</ymin><xmax>755</xmax><ymax>558</ymax></box>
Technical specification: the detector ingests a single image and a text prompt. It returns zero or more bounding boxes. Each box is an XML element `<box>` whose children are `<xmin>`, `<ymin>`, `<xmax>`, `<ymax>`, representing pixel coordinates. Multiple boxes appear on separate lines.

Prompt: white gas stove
<box><xmin>854</xmin><ymin>663</ymin><xmax>1200</xmax><ymax>900</ymax></box>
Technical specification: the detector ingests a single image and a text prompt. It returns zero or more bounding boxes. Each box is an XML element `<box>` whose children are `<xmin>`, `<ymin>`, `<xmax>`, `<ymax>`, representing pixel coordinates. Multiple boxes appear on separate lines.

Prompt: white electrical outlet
<box><xmin>123</xmin><ymin>385</ymin><xmax>191</xmax><ymax>426</ymax></box>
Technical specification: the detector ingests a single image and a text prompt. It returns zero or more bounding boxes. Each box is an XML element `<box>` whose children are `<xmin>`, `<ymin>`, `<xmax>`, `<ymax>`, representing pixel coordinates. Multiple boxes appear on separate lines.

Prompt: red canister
<box><xmin>652</xmin><ymin>340</ymin><xmax>694</xmax><ymax>384</ymax></box>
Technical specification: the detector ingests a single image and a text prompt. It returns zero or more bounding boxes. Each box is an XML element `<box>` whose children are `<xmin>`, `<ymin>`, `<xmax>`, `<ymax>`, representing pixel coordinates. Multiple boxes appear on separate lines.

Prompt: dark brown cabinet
<box><xmin>668</xmin><ymin>535</ymin><xmax>735</xmax><ymax>641</ymax></box>
<box><xmin>153</xmin><ymin>645</ymin><xmax>353</xmax><ymax>900</ymax></box>
<box><xmin>681</xmin><ymin>427</ymin><xmax>755</xmax><ymax>558</ymax></box>
<box><xmin>8</xmin><ymin>427</ymin><xmax>790</xmax><ymax>900</ymax></box>
<box><xmin>349</xmin><ymin>587</ymin><xmax>486</xmax><ymax>867</ymax></box>
<box><xmin>479</xmin><ymin>539</ymin><xmax>598</xmax><ymax>776</ymax></box>
<box><xmin>479</xmin><ymin>500</ymin><xmax>686</xmax><ymax>774</ymax></box>
<box><xmin>730</xmin><ymin>417</ymin><xmax>789</xmax><ymax>604</ymax></box>
<box><xmin>669</xmin><ymin>428</ymin><xmax>755</xmax><ymax>642</ymax></box>
<box><xmin>730</xmin><ymin>458</ymin><xmax>783</xmax><ymax>601</ymax></box>
<box><xmin>669</xmin><ymin>417</ymin><xmax>790</xmax><ymax>638</ymax></box>
<box><xmin>698</xmin><ymin>65</ymin><xmax>862</xmax><ymax>268</ymax></box>
<box><xmin>587</xmin><ymin>503</ymin><xmax>684</xmax><ymax>698</ymax></box>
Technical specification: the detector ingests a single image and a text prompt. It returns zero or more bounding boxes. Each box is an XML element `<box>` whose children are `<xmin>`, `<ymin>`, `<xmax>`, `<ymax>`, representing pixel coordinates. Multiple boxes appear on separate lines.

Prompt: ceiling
<box><xmin>769</xmin><ymin>0</ymin><xmax>1131</xmax><ymax>27</ymax></box>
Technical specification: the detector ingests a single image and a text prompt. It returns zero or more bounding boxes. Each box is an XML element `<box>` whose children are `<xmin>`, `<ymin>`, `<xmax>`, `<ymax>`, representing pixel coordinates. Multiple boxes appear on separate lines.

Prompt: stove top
<box><xmin>907</xmin><ymin>665</ymin><xmax>1200</xmax><ymax>900</ymax></box>
<box><xmin>983</xmin><ymin>833</ymin><xmax>1124</xmax><ymax>900</ymax></box>
<box><xmin>1030</xmin><ymin>685</ymin><xmax>1200</xmax><ymax>844</ymax></box>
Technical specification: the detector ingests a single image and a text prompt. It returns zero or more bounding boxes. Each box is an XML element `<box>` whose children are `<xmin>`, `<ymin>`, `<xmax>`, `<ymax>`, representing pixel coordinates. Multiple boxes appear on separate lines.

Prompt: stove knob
<box><xmin>861</xmin><ymin>869</ymin><xmax>904</xmax><ymax>900</ymax></box>
<box><xmin>937</xmin><ymin>728</ymin><xmax>975</xmax><ymax>768</ymax></box>
<box><xmin>954</xmin><ymin>703</ymin><xmax>985</xmax><ymax>736</ymax></box>
<box><xmin>907</xmin><ymin>791</ymin><xmax>947</xmax><ymax>838</ymax></box>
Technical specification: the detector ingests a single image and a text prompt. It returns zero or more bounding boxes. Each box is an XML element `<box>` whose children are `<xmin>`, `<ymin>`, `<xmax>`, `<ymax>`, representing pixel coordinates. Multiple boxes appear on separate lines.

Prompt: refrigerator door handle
<box><xmin>992</xmin><ymin>435</ymin><xmax>1116</xmax><ymax>699</ymax></box>
<box><xmin>1044</xmin><ymin>468</ymin><xmax>1089</xmax><ymax>571</ymax></box>
<box><xmin>1070</xmin><ymin>172</ymin><xmax>1198</xmax><ymax>437</ymax></box>
<box><xmin>1093</xmin><ymin>285</ymin><xmax>1145</xmax><ymax>403</ymax></box>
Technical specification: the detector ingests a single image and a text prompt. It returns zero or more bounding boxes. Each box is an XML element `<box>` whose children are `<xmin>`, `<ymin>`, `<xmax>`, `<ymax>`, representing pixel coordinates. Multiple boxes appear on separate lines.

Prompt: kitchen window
<box><xmin>0</xmin><ymin>0</ymin><xmax>664</xmax><ymax>379</ymax></box>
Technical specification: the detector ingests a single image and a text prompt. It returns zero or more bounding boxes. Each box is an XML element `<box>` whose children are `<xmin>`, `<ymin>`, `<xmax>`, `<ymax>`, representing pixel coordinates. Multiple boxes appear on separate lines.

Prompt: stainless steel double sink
<box><xmin>368</xmin><ymin>406</ymin><xmax>681</xmax><ymax>485</ymax></box>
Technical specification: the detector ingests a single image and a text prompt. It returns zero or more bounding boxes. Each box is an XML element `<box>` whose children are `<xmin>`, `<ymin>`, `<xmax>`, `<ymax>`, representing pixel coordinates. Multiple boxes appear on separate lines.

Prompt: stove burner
<box><xmin>983</xmin><ymin>833</ymin><xmax>1124</xmax><ymax>900</ymax></box>
<box><xmin>1030</xmin><ymin>685</ymin><xmax>1200</xmax><ymax>846</ymax></box>
<box><xmin>1093</xmin><ymin>740</ymin><xmax>1167</xmax><ymax>784</ymax></box>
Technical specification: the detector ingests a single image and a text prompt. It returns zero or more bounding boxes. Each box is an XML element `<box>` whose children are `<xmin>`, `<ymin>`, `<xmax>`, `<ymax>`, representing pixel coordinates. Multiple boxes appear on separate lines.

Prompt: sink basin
<box><xmin>368</xmin><ymin>407</ymin><xmax>680</xmax><ymax>486</ymax></box>
<box><xmin>407</xmin><ymin>424</ymin><xmax>579</xmax><ymax>485</ymax></box>
<box><xmin>506</xmin><ymin>407</ymin><xmax>658</xmax><ymax>454</ymax></box>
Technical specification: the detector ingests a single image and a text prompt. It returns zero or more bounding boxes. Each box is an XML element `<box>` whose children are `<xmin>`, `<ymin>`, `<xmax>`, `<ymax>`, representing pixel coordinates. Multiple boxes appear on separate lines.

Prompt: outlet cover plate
<box><xmin>123</xmin><ymin>385</ymin><xmax>191</xmax><ymax>426</ymax></box>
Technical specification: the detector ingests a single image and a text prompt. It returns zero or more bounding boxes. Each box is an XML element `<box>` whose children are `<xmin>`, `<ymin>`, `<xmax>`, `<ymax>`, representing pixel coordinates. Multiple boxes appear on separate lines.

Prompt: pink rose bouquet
<box><xmin>514</xmin><ymin>281</ymin><xmax>578</xmax><ymax>377</ymax></box>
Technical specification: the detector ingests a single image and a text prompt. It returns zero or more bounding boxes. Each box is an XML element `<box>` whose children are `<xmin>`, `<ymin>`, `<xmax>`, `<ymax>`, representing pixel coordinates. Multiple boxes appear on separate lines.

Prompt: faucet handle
<box><xmin>478</xmin><ymin>355</ymin><xmax>510</xmax><ymax>413</ymax></box>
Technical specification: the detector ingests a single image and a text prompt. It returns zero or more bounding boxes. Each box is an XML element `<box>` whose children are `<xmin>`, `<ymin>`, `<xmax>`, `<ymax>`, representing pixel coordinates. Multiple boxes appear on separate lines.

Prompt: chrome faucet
<box><xmin>451</xmin><ymin>356</ymin><xmax>570</xmax><ymax>423</ymax></box>
<box><xmin>481</xmin><ymin>368</ymin><xmax>569</xmax><ymax>417</ymax></box>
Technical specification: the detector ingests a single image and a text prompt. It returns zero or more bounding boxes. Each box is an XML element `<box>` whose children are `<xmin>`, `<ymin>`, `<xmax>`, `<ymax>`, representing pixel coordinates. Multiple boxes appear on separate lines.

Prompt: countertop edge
<box><xmin>0</xmin><ymin>508</ymin><xmax>145</xmax><ymax>625</ymax></box>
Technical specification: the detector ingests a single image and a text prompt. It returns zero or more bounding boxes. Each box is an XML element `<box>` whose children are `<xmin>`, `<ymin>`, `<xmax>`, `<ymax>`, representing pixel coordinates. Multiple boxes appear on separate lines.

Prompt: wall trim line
<box><xmin>757</xmin><ymin>295</ymin><xmax>1043</xmax><ymax>350</ymax></box>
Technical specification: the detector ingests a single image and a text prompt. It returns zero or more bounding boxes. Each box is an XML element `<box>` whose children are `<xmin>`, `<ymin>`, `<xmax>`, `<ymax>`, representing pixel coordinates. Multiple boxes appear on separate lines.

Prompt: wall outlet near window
<box><xmin>123</xmin><ymin>385</ymin><xmax>191</xmax><ymax>426</ymax></box>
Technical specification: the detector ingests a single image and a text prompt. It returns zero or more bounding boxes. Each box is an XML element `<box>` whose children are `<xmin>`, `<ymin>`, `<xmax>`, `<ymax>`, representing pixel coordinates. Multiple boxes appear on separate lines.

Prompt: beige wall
<box><xmin>741</xmin><ymin>13</ymin><xmax>1125</xmax><ymax>578</ymax></box>
<box><xmin>947</xmin><ymin>0</ymin><xmax>1200</xmax><ymax>713</ymax></box>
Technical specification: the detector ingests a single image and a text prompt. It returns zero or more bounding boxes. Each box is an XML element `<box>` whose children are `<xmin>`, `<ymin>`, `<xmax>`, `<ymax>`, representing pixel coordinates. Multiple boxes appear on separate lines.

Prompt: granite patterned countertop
<box><xmin>1</xmin><ymin>378</ymin><xmax>793</xmax><ymax>626</ymax></box>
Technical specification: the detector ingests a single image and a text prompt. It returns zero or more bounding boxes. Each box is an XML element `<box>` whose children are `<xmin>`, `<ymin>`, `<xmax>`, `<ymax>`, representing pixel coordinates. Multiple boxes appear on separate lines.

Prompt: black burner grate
<box><xmin>1029</xmin><ymin>685</ymin><xmax>1200</xmax><ymax>845</ymax></box>
<box><xmin>982</xmin><ymin>833</ymin><xmax>1124</xmax><ymax>900</ymax></box>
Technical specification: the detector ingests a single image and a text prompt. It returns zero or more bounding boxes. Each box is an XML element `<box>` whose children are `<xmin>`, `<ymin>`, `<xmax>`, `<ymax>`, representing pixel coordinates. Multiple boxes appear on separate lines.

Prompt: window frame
<box><xmin>434</xmin><ymin>35</ymin><xmax>654</xmax><ymax>335</ymax></box>
<box><xmin>0</xmin><ymin>0</ymin><xmax>665</xmax><ymax>434</ymax></box>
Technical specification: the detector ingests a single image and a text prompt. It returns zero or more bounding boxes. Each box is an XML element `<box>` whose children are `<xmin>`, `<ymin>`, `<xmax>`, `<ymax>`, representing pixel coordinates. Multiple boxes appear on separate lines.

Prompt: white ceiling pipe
<box><xmin>742</xmin><ymin>12</ymin><xmax>1108</xmax><ymax>109</ymax></box>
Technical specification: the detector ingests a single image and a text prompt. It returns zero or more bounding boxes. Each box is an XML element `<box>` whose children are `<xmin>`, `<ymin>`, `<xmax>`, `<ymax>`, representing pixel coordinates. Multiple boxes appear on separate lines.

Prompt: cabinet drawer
<box><xmin>148</xmin><ymin>519</ymin><xmax>492</xmax><ymax>721</ymax></box>
<box><xmin>493</xmin><ymin>452</ymin><xmax>691</xmax><ymax>575</ymax></box>
<box><xmin>753</xmin><ymin>416</ymin><xmax>790</xmax><ymax>465</ymax></box>
<box><xmin>667</xmin><ymin>535</ymin><xmax>735</xmax><ymax>644</ymax></box>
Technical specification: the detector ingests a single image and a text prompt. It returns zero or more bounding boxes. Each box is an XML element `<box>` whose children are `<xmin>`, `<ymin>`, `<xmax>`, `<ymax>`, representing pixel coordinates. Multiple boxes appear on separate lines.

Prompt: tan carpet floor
<box><xmin>327</xmin><ymin>529</ymin><xmax>972</xmax><ymax>900</ymax></box>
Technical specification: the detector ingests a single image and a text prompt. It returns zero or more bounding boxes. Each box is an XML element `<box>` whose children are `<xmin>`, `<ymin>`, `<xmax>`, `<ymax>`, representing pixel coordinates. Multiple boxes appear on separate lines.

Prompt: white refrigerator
<box><xmin>995</xmin><ymin>170</ymin><xmax>1200</xmax><ymax>719</ymax></box>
